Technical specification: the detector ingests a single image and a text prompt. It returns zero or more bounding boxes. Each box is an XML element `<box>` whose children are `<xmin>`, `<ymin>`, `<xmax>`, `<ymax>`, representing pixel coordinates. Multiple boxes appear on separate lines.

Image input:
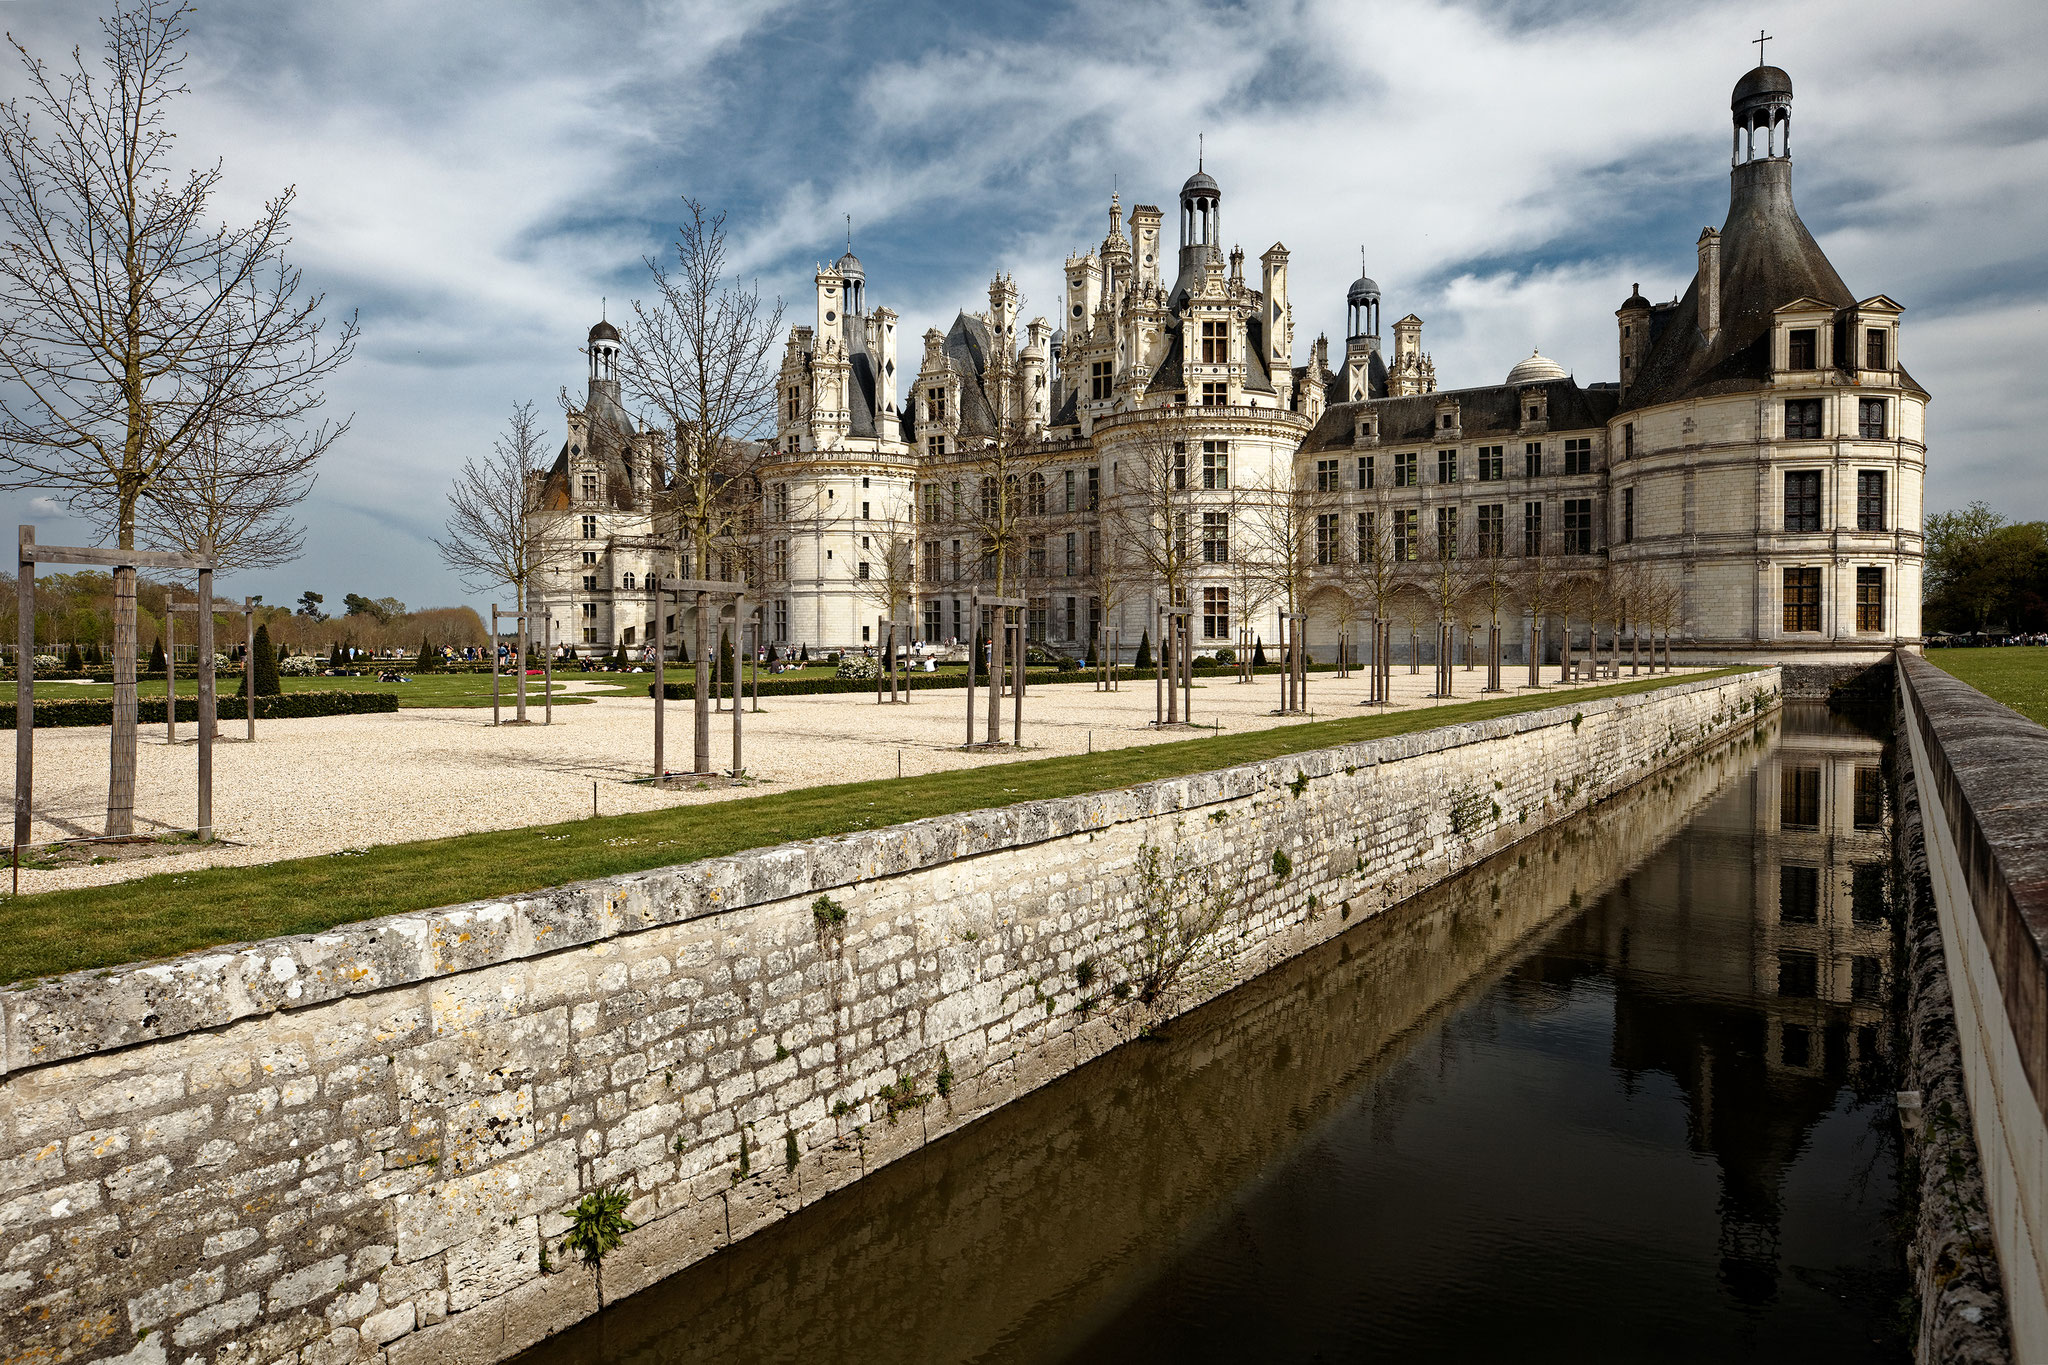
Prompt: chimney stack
<box><xmin>1696</xmin><ymin>228</ymin><xmax>1722</xmax><ymax>342</ymax></box>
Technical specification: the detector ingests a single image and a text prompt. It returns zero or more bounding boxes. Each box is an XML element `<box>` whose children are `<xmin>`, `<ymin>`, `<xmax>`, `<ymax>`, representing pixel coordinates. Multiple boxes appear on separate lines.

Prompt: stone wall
<box><xmin>1897</xmin><ymin>653</ymin><xmax>2048</xmax><ymax>1359</ymax></box>
<box><xmin>0</xmin><ymin>670</ymin><xmax>1776</xmax><ymax>1365</ymax></box>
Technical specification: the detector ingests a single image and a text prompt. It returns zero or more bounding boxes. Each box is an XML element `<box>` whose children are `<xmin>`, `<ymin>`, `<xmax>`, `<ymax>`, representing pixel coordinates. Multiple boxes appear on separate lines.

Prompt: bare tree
<box><xmin>621</xmin><ymin>199</ymin><xmax>784</xmax><ymax>582</ymax></box>
<box><xmin>1100</xmin><ymin>410</ymin><xmax>1205</xmax><ymax>623</ymax></box>
<box><xmin>1344</xmin><ymin>491</ymin><xmax>1405</xmax><ymax>695</ymax></box>
<box><xmin>84</xmin><ymin>411</ymin><xmax>318</xmax><ymax>575</ymax></box>
<box><xmin>1420</xmin><ymin>508</ymin><xmax>1477</xmax><ymax>696</ymax></box>
<box><xmin>852</xmin><ymin>512</ymin><xmax>920</xmax><ymax>632</ymax></box>
<box><xmin>1516</xmin><ymin>537</ymin><xmax>1564</xmax><ymax>686</ymax></box>
<box><xmin>435</xmin><ymin>401</ymin><xmax>560</xmax><ymax>610</ymax></box>
<box><xmin>1470</xmin><ymin>515</ymin><xmax>1516</xmax><ymax>690</ymax></box>
<box><xmin>0</xmin><ymin>0</ymin><xmax>355</xmax><ymax>832</ymax></box>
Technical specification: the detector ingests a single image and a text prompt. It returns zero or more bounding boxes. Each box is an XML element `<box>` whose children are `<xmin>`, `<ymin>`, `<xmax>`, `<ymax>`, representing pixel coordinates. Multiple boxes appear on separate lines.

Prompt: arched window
<box><xmin>622</xmin><ymin>572</ymin><xmax>636</xmax><ymax>590</ymax></box>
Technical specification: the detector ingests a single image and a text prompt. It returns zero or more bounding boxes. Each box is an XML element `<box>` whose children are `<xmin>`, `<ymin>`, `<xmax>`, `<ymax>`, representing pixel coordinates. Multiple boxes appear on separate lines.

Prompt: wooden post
<box><xmin>166</xmin><ymin>603</ymin><xmax>178</xmax><ymax>743</ymax></box>
<box><xmin>196</xmin><ymin>564</ymin><xmax>214</xmax><ymax>841</ymax></box>
<box><xmin>965</xmin><ymin>596</ymin><xmax>978</xmax><ymax>748</ymax></box>
<box><xmin>490</xmin><ymin>605</ymin><xmax>501</xmax><ymax>726</ymax></box>
<box><xmin>651</xmin><ymin>579</ymin><xmax>665</xmax><ymax>780</ymax></box>
<box><xmin>1154</xmin><ymin>606</ymin><xmax>1165</xmax><ymax>724</ymax></box>
<box><xmin>245</xmin><ymin>602</ymin><xmax>256</xmax><ymax>740</ymax></box>
<box><xmin>729</xmin><ymin>598</ymin><xmax>744</xmax><ymax>776</ymax></box>
<box><xmin>514</xmin><ymin>603</ymin><xmax>529</xmax><ymax>723</ymax></box>
<box><xmin>543</xmin><ymin>614</ymin><xmax>554</xmax><ymax>725</ymax></box>
<box><xmin>1011</xmin><ymin>618</ymin><xmax>1023</xmax><ymax>747</ymax></box>
<box><xmin>986</xmin><ymin>606</ymin><xmax>1004</xmax><ymax>747</ymax></box>
<box><xmin>15</xmin><ymin>529</ymin><xmax>33</xmax><ymax>856</ymax></box>
<box><xmin>749</xmin><ymin>615</ymin><xmax>761</xmax><ymax>712</ymax></box>
<box><xmin>694</xmin><ymin>590</ymin><xmax>711</xmax><ymax>775</ymax></box>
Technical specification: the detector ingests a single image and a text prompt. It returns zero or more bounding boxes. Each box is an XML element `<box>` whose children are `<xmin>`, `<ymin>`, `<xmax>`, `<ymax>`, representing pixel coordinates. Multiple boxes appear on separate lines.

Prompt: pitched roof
<box><xmin>1622</xmin><ymin>159</ymin><xmax>1931</xmax><ymax>409</ymax></box>
<box><xmin>1300</xmin><ymin>378</ymin><xmax>1619</xmax><ymax>455</ymax></box>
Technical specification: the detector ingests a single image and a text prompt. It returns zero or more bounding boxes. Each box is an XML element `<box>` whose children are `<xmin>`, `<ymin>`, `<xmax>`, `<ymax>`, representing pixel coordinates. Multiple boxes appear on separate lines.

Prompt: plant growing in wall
<box><xmin>561</xmin><ymin>1186</ymin><xmax>635</xmax><ymax>1266</ymax></box>
<box><xmin>1116</xmin><ymin>828</ymin><xmax>1241</xmax><ymax>1007</ymax></box>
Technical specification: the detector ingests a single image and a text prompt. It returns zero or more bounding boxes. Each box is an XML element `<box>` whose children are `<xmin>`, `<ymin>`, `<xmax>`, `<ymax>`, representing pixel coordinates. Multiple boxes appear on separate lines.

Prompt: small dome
<box><xmin>1347</xmin><ymin>274</ymin><xmax>1380</xmax><ymax>305</ymax></box>
<box><xmin>1050</xmin><ymin>327</ymin><xmax>1067</xmax><ymax>349</ymax></box>
<box><xmin>1506</xmin><ymin>349</ymin><xmax>1568</xmax><ymax>386</ymax></box>
<box><xmin>1732</xmin><ymin>65</ymin><xmax>1793</xmax><ymax>110</ymax></box>
<box><xmin>835</xmin><ymin>251</ymin><xmax>863</xmax><ymax>280</ymax></box>
<box><xmin>588</xmin><ymin>319</ymin><xmax>620</xmax><ymax>344</ymax></box>
<box><xmin>1180</xmin><ymin>169</ymin><xmax>1219</xmax><ymax>199</ymax></box>
<box><xmin>1620</xmin><ymin>282</ymin><xmax>1652</xmax><ymax>311</ymax></box>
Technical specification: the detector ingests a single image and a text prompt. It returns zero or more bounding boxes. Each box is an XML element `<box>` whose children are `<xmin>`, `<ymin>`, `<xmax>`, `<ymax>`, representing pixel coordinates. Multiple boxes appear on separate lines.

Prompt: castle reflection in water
<box><xmin>1534</xmin><ymin>699</ymin><xmax>1896</xmax><ymax>1308</ymax></box>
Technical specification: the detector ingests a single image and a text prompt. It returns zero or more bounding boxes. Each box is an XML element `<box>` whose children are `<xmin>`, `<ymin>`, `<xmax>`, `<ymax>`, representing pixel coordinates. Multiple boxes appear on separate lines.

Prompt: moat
<box><xmin>519</xmin><ymin>701</ymin><xmax>1907</xmax><ymax>1364</ymax></box>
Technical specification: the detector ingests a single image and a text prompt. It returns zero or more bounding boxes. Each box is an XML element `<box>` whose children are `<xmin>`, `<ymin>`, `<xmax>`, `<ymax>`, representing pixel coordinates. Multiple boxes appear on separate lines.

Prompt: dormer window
<box><xmin>580</xmin><ymin>473</ymin><xmax>598</xmax><ymax>500</ymax></box>
<box><xmin>1865</xmin><ymin>329</ymin><xmax>1888</xmax><ymax>370</ymax></box>
<box><xmin>927</xmin><ymin>387</ymin><xmax>947</xmax><ymax>421</ymax></box>
<box><xmin>1788</xmin><ymin>328</ymin><xmax>1817</xmax><ymax>370</ymax></box>
<box><xmin>1090</xmin><ymin>363</ymin><xmax>1112</xmax><ymax>402</ymax></box>
<box><xmin>1440</xmin><ymin>414</ymin><xmax>1453</xmax><ymax>430</ymax></box>
<box><xmin>1201</xmin><ymin>320</ymin><xmax>1227</xmax><ymax>364</ymax></box>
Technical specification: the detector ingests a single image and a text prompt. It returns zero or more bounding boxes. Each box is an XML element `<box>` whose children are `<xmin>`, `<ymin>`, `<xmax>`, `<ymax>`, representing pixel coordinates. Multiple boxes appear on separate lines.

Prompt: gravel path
<box><xmin>6</xmin><ymin>665</ymin><xmax>1699</xmax><ymax>893</ymax></box>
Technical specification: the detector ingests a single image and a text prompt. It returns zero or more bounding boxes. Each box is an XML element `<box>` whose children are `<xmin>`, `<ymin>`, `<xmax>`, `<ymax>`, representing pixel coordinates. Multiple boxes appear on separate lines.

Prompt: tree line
<box><xmin>1925</xmin><ymin>501</ymin><xmax>2048</xmax><ymax>635</ymax></box>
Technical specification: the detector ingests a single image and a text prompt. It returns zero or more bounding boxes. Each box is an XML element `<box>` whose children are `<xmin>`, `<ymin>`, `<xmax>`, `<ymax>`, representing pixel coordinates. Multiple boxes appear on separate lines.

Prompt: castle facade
<box><xmin>533</xmin><ymin>63</ymin><xmax>1925</xmax><ymax>664</ymax></box>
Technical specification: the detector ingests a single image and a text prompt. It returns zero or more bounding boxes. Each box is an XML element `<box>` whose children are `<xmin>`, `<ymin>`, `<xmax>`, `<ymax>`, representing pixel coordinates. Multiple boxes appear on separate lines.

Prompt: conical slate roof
<box><xmin>1621</xmin><ymin>159</ymin><xmax>1909</xmax><ymax>410</ymax></box>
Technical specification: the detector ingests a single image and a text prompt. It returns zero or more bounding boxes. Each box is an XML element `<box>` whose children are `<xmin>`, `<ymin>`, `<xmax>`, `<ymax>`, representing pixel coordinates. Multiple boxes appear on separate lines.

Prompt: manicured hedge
<box><xmin>0</xmin><ymin>690</ymin><xmax>399</xmax><ymax>729</ymax></box>
<box><xmin>0</xmin><ymin>670</ymin><xmax>170</xmax><ymax>682</ymax></box>
<box><xmin>646</xmin><ymin>659</ymin><xmax>1318</xmax><ymax>701</ymax></box>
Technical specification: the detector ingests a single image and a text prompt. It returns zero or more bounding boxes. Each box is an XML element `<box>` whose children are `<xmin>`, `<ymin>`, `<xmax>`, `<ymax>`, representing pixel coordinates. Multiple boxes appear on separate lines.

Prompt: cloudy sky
<box><xmin>0</xmin><ymin>0</ymin><xmax>2041</xmax><ymax>610</ymax></box>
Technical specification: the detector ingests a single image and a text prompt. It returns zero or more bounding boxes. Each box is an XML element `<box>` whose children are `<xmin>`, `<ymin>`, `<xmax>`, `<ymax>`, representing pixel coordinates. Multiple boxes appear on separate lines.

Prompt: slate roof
<box><xmin>1622</xmin><ymin>159</ymin><xmax>1926</xmax><ymax>410</ymax></box>
<box><xmin>540</xmin><ymin>380</ymin><xmax>645</xmax><ymax>510</ymax></box>
<box><xmin>1300</xmin><ymin>378</ymin><xmax>1620</xmax><ymax>455</ymax></box>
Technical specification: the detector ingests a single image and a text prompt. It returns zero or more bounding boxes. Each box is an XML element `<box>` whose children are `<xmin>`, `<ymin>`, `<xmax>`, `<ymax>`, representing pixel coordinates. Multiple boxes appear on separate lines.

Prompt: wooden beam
<box><xmin>22</xmin><ymin>545</ymin><xmax>215</xmax><ymax>570</ymax></box>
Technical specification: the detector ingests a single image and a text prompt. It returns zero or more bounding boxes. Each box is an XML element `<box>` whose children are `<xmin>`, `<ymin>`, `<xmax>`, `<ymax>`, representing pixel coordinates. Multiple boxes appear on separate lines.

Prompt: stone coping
<box><xmin>1898</xmin><ymin>651</ymin><xmax>2048</xmax><ymax>1127</ymax></box>
<box><xmin>0</xmin><ymin>669</ymin><xmax>1773</xmax><ymax>1080</ymax></box>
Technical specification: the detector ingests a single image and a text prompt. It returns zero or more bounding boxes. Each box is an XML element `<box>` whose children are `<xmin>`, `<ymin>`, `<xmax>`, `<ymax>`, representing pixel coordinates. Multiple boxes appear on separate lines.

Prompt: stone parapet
<box><xmin>0</xmin><ymin>669</ymin><xmax>1776</xmax><ymax>1363</ymax></box>
<box><xmin>1898</xmin><ymin>651</ymin><xmax>2048</xmax><ymax>1359</ymax></box>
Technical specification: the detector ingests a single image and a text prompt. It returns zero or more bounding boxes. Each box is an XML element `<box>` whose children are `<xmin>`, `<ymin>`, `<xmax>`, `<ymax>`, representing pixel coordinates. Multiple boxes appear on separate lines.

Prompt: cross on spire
<box><xmin>1752</xmin><ymin>29</ymin><xmax>1771</xmax><ymax>65</ymax></box>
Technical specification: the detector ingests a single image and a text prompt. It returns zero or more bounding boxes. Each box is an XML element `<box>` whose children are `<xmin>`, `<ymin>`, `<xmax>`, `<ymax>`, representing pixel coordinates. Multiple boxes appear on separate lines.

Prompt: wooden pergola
<box><xmin>15</xmin><ymin>526</ymin><xmax>221</xmax><ymax>847</ymax></box>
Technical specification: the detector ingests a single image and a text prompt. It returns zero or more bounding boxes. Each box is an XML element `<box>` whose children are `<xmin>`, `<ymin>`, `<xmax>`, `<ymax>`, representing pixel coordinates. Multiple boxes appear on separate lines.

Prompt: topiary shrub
<box><xmin>148</xmin><ymin>635</ymin><xmax>166</xmax><ymax>673</ymax></box>
<box><xmin>245</xmin><ymin>624</ymin><xmax>281</xmax><ymax>697</ymax></box>
<box><xmin>1134</xmin><ymin>631</ymin><xmax>1152</xmax><ymax>670</ymax></box>
<box><xmin>64</xmin><ymin>643</ymin><xmax>83</xmax><ymax>672</ymax></box>
<box><xmin>415</xmin><ymin>634</ymin><xmax>436</xmax><ymax>672</ymax></box>
<box><xmin>1212</xmin><ymin>646</ymin><xmax>1235</xmax><ymax>665</ymax></box>
<box><xmin>1253</xmin><ymin>637</ymin><xmax>1268</xmax><ymax>666</ymax></box>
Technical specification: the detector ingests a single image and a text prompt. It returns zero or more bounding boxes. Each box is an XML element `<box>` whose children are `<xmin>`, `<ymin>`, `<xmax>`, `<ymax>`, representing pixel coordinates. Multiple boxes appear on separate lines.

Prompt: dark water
<box><xmin>520</xmin><ymin>702</ymin><xmax>1906</xmax><ymax>1364</ymax></box>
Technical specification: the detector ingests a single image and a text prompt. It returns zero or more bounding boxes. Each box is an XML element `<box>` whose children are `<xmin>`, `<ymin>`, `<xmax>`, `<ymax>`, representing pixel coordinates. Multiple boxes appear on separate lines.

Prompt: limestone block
<box><xmin>443</xmin><ymin>1215</ymin><xmax>539</xmax><ymax>1313</ymax></box>
<box><xmin>393</xmin><ymin>1144</ymin><xmax>576</xmax><ymax>1264</ymax></box>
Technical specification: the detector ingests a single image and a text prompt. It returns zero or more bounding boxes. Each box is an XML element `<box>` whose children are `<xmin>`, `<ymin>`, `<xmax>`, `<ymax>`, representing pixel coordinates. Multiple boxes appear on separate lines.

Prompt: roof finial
<box><xmin>1752</xmin><ymin>28</ymin><xmax>1771</xmax><ymax>65</ymax></box>
<box><xmin>601</xmin><ymin>296</ymin><xmax>606</xmax><ymax>321</ymax></box>
<box><xmin>845</xmin><ymin>213</ymin><xmax>851</xmax><ymax>252</ymax></box>
<box><xmin>1198</xmin><ymin>132</ymin><xmax>1204</xmax><ymax>172</ymax></box>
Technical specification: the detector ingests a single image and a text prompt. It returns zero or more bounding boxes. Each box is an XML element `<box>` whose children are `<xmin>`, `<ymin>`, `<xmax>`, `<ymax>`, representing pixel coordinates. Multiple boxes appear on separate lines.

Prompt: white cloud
<box><xmin>0</xmin><ymin>0</ymin><xmax>2039</xmax><ymax>605</ymax></box>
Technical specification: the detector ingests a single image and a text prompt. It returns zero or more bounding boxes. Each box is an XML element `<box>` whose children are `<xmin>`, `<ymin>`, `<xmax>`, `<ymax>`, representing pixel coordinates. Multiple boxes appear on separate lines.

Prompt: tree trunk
<box><xmin>107</xmin><ymin>562</ymin><xmax>137</xmax><ymax>836</ymax></box>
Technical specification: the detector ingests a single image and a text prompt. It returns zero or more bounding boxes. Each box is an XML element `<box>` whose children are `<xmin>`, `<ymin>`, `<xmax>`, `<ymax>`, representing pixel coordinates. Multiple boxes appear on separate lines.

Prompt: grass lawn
<box><xmin>0</xmin><ymin>668</ymin><xmax>1752</xmax><ymax>985</ymax></box>
<box><xmin>32</xmin><ymin>672</ymin><xmax>593</xmax><ymax>709</ymax></box>
<box><xmin>1925</xmin><ymin>646</ymin><xmax>2048</xmax><ymax>727</ymax></box>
